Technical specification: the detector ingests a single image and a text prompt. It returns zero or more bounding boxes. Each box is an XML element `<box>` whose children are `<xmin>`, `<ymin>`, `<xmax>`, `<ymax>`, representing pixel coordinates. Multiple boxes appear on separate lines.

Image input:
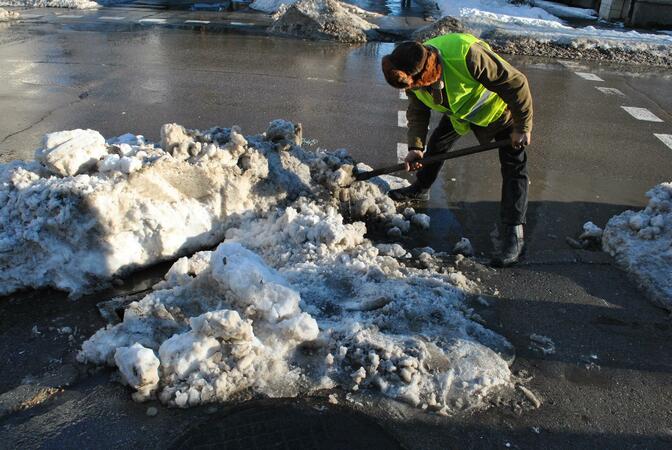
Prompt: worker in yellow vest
<box><xmin>381</xmin><ymin>34</ymin><xmax>533</xmax><ymax>267</ymax></box>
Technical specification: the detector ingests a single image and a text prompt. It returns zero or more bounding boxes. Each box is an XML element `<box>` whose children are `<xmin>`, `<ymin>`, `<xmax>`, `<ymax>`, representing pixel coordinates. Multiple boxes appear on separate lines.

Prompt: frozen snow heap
<box><xmin>0</xmin><ymin>121</ymin><xmax>318</xmax><ymax>297</ymax></box>
<box><xmin>270</xmin><ymin>0</ymin><xmax>379</xmax><ymax>44</ymax></box>
<box><xmin>80</xmin><ymin>225</ymin><xmax>511</xmax><ymax>412</ymax></box>
<box><xmin>602</xmin><ymin>183</ymin><xmax>672</xmax><ymax>311</ymax></box>
<box><xmin>0</xmin><ymin>7</ymin><xmax>20</xmax><ymax>20</ymax></box>
<box><xmin>2</xmin><ymin>119</ymin><xmax>513</xmax><ymax>413</ymax></box>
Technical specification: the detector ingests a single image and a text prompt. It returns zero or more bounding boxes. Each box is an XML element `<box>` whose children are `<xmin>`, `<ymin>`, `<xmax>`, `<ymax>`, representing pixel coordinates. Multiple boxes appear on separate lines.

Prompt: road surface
<box><xmin>1</xmin><ymin>14</ymin><xmax>671</xmax><ymax>449</ymax></box>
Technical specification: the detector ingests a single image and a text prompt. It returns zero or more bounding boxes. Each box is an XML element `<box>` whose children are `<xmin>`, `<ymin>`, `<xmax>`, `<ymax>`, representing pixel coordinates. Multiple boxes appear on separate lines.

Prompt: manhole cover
<box><xmin>171</xmin><ymin>400</ymin><xmax>403</xmax><ymax>450</ymax></box>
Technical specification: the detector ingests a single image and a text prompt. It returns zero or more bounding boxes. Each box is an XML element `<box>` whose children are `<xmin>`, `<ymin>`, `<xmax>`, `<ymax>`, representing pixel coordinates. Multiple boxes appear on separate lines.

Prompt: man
<box><xmin>381</xmin><ymin>33</ymin><xmax>533</xmax><ymax>267</ymax></box>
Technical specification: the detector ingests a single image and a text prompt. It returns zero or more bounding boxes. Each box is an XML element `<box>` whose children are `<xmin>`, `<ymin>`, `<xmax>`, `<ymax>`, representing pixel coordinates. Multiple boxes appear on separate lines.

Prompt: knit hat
<box><xmin>381</xmin><ymin>41</ymin><xmax>429</xmax><ymax>89</ymax></box>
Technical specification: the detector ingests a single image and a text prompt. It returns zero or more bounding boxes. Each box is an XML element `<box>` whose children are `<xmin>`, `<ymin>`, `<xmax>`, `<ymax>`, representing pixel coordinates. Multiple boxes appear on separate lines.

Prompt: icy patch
<box><xmin>269</xmin><ymin>0</ymin><xmax>379</xmax><ymax>43</ymax></box>
<box><xmin>530</xmin><ymin>0</ymin><xmax>596</xmax><ymax>20</ymax></box>
<box><xmin>602</xmin><ymin>183</ymin><xmax>672</xmax><ymax>310</ymax></box>
<box><xmin>0</xmin><ymin>0</ymin><xmax>98</xmax><ymax>8</ymax></box>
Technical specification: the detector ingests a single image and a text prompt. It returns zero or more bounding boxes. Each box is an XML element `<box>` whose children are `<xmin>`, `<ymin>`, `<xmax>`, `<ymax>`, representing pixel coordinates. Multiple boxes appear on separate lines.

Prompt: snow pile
<box><xmin>453</xmin><ymin>237</ymin><xmax>475</xmax><ymax>257</ymax></box>
<box><xmin>603</xmin><ymin>183</ymin><xmax>672</xmax><ymax>310</ymax></box>
<box><xmin>55</xmin><ymin>120</ymin><xmax>514</xmax><ymax>413</ymax></box>
<box><xmin>250</xmin><ymin>0</ymin><xmax>295</xmax><ymax>13</ymax></box>
<box><xmin>0</xmin><ymin>120</ymin><xmax>429</xmax><ymax>299</ymax></box>
<box><xmin>0</xmin><ymin>0</ymin><xmax>99</xmax><ymax>8</ymax></box>
<box><xmin>0</xmin><ymin>6</ymin><xmax>19</xmax><ymax>19</ymax></box>
<box><xmin>80</xmin><ymin>221</ymin><xmax>511</xmax><ymax>412</ymax></box>
<box><xmin>269</xmin><ymin>0</ymin><xmax>379</xmax><ymax>43</ymax></box>
<box><xmin>424</xmin><ymin>0</ymin><xmax>672</xmax><ymax>65</ymax></box>
<box><xmin>1</xmin><ymin>120</ymin><xmax>328</xmax><ymax>297</ymax></box>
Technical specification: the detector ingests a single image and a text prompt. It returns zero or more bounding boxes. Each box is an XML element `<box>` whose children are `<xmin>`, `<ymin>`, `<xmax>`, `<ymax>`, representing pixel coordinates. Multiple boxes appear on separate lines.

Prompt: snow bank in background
<box><xmin>603</xmin><ymin>183</ymin><xmax>672</xmax><ymax>311</ymax></box>
<box><xmin>433</xmin><ymin>0</ymin><xmax>672</xmax><ymax>53</ymax></box>
<box><xmin>0</xmin><ymin>0</ymin><xmax>98</xmax><ymax>8</ymax></box>
<box><xmin>270</xmin><ymin>0</ymin><xmax>379</xmax><ymax>43</ymax></box>
<box><xmin>0</xmin><ymin>6</ymin><xmax>20</xmax><ymax>19</ymax></box>
<box><xmin>60</xmin><ymin>120</ymin><xmax>514</xmax><ymax>414</ymax></box>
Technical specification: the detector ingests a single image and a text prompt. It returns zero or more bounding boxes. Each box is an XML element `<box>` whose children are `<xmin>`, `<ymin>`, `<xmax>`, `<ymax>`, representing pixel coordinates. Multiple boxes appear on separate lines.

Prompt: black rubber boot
<box><xmin>388</xmin><ymin>183</ymin><xmax>430</xmax><ymax>202</ymax></box>
<box><xmin>491</xmin><ymin>224</ymin><xmax>525</xmax><ymax>267</ymax></box>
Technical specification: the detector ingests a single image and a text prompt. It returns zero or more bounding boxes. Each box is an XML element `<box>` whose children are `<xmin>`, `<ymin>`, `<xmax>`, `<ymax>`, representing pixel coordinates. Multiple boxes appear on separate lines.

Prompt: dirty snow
<box><xmin>0</xmin><ymin>6</ymin><xmax>19</xmax><ymax>19</ymax></box>
<box><xmin>0</xmin><ymin>0</ymin><xmax>98</xmax><ymax>8</ymax></box>
<box><xmin>1</xmin><ymin>120</ymin><xmax>315</xmax><ymax>297</ymax></box>
<box><xmin>433</xmin><ymin>0</ymin><xmax>672</xmax><ymax>55</ymax></box>
<box><xmin>453</xmin><ymin>237</ymin><xmax>475</xmax><ymax>257</ymax></box>
<box><xmin>602</xmin><ymin>183</ymin><xmax>672</xmax><ymax>310</ymax></box>
<box><xmin>269</xmin><ymin>0</ymin><xmax>379</xmax><ymax>43</ymax></box>
<box><xmin>250</xmin><ymin>0</ymin><xmax>294</xmax><ymax>13</ymax></box>
<box><xmin>55</xmin><ymin>120</ymin><xmax>515</xmax><ymax>413</ymax></box>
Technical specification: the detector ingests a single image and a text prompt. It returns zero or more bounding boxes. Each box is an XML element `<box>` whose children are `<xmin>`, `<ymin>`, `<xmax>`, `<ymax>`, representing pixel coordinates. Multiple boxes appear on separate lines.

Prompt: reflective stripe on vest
<box><xmin>410</xmin><ymin>34</ymin><xmax>508</xmax><ymax>136</ymax></box>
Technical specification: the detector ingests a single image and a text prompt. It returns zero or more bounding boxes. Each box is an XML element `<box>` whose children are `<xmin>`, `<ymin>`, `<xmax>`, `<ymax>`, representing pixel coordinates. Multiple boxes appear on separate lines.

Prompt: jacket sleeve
<box><xmin>466</xmin><ymin>43</ymin><xmax>533</xmax><ymax>133</ymax></box>
<box><xmin>406</xmin><ymin>90</ymin><xmax>432</xmax><ymax>150</ymax></box>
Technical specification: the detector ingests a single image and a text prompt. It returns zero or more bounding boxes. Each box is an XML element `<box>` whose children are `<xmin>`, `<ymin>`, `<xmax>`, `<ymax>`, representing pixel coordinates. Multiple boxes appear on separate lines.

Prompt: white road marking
<box><xmin>398</xmin><ymin>111</ymin><xmax>407</xmax><ymax>128</ymax></box>
<box><xmin>139</xmin><ymin>18</ymin><xmax>167</xmax><ymax>24</ymax></box>
<box><xmin>185</xmin><ymin>20</ymin><xmax>211</xmax><ymax>24</ymax></box>
<box><xmin>621</xmin><ymin>106</ymin><xmax>664</xmax><ymax>122</ymax></box>
<box><xmin>99</xmin><ymin>16</ymin><xmax>125</xmax><ymax>20</ymax></box>
<box><xmin>654</xmin><ymin>133</ymin><xmax>672</xmax><ymax>150</ymax></box>
<box><xmin>306</xmin><ymin>77</ymin><xmax>335</xmax><ymax>83</ymax></box>
<box><xmin>595</xmin><ymin>87</ymin><xmax>625</xmax><ymax>96</ymax></box>
<box><xmin>575</xmin><ymin>72</ymin><xmax>603</xmax><ymax>82</ymax></box>
<box><xmin>399</xmin><ymin>90</ymin><xmax>407</xmax><ymax>100</ymax></box>
<box><xmin>58</xmin><ymin>14</ymin><xmax>83</xmax><ymax>19</ymax></box>
<box><xmin>397</xmin><ymin>143</ymin><xmax>408</xmax><ymax>163</ymax></box>
<box><xmin>230</xmin><ymin>21</ymin><xmax>252</xmax><ymax>26</ymax></box>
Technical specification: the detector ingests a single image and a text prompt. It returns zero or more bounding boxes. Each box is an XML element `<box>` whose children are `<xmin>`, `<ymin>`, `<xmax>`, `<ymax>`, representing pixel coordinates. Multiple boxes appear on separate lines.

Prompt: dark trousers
<box><xmin>415</xmin><ymin>114</ymin><xmax>528</xmax><ymax>225</ymax></box>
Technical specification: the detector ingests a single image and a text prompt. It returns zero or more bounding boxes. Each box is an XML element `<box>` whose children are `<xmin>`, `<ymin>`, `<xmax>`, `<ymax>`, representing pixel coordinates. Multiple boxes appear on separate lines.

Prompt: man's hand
<box><xmin>404</xmin><ymin>149</ymin><xmax>424</xmax><ymax>171</ymax></box>
<box><xmin>511</xmin><ymin>131</ymin><xmax>531</xmax><ymax>150</ymax></box>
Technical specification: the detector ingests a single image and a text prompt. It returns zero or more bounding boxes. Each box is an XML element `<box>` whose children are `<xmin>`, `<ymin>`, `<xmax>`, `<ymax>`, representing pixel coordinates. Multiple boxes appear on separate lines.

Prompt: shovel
<box><xmin>354</xmin><ymin>139</ymin><xmax>510</xmax><ymax>182</ymax></box>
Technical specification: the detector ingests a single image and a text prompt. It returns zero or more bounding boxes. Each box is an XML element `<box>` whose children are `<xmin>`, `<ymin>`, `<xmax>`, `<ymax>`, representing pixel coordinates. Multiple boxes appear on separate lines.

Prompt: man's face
<box><xmin>408</xmin><ymin>62</ymin><xmax>442</xmax><ymax>90</ymax></box>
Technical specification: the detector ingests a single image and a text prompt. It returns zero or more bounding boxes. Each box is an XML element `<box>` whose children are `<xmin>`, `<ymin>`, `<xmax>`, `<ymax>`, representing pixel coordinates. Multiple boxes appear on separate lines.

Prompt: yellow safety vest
<box><xmin>411</xmin><ymin>33</ymin><xmax>508</xmax><ymax>135</ymax></box>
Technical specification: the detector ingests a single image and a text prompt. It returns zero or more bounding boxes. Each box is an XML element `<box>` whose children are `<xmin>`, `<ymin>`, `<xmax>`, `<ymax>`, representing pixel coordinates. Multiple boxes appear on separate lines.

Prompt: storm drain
<box><xmin>170</xmin><ymin>400</ymin><xmax>404</xmax><ymax>450</ymax></box>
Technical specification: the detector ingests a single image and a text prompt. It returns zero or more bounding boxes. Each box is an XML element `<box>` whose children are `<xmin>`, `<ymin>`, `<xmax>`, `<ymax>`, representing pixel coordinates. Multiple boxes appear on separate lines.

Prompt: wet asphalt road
<box><xmin>1</xmin><ymin>14</ymin><xmax>672</xmax><ymax>450</ymax></box>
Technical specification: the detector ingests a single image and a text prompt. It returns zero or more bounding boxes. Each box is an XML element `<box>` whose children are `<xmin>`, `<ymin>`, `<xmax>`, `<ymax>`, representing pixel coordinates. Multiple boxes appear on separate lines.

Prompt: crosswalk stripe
<box><xmin>595</xmin><ymin>87</ymin><xmax>624</xmax><ymax>96</ymax></box>
<box><xmin>575</xmin><ymin>72</ymin><xmax>603</xmax><ymax>82</ymax></box>
<box><xmin>185</xmin><ymin>20</ymin><xmax>211</xmax><ymax>24</ymax></box>
<box><xmin>621</xmin><ymin>106</ymin><xmax>663</xmax><ymax>122</ymax></box>
<box><xmin>397</xmin><ymin>111</ymin><xmax>407</xmax><ymax>128</ymax></box>
<box><xmin>99</xmin><ymin>16</ymin><xmax>125</xmax><ymax>20</ymax></box>
<box><xmin>397</xmin><ymin>143</ymin><xmax>408</xmax><ymax>163</ymax></box>
<box><xmin>654</xmin><ymin>134</ymin><xmax>672</xmax><ymax>150</ymax></box>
